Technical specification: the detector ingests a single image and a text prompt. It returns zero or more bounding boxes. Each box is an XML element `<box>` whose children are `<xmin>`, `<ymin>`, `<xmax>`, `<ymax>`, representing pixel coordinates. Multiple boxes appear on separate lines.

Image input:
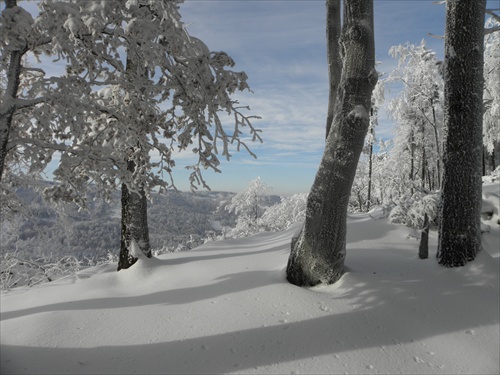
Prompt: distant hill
<box><xmin>1</xmin><ymin>187</ymin><xmax>281</xmax><ymax>262</ymax></box>
<box><xmin>1</xmin><ymin>188</ymin><xmax>234</xmax><ymax>261</ymax></box>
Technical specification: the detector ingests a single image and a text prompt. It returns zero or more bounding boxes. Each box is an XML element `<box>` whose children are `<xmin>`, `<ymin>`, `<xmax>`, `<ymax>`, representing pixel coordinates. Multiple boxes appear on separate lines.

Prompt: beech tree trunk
<box><xmin>325</xmin><ymin>0</ymin><xmax>342</xmax><ymax>139</ymax></box>
<box><xmin>437</xmin><ymin>0</ymin><xmax>486</xmax><ymax>267</ymax></box>
<box><xmin>117</xmin><ymin>51</ymin><xmax>152</xmax><ymax>270</ymax></box>
<box><xmin>118</xmin><ymin>160</ymin><xmax>151</xmax><ymax>270</ymax></box>
<box><xmin>287</xmin><ymin>0</ymin><xmax>377</xmax><ymax>286</ymax></box>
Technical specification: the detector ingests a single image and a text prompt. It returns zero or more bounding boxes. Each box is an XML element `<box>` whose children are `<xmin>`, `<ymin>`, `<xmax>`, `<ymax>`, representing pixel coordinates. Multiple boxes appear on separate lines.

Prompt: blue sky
<box><xmin>15</xmin><ymin>1</ymin><xmax>495</xmax><ymax>196</ymax></box>
<box><xmin>174</xmin><ymin>0</ymin><xmax>451</xmax><ymax>195</ymax></box>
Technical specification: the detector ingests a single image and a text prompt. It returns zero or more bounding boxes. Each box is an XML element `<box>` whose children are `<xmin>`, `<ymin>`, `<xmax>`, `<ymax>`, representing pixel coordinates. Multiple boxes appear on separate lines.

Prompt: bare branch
<box><xmin>427</xmin><ymin>32</ymin><xmax>444</xmax><ymax>40</ymax></box>
<box><xmin>485</xmin><ymin>26</ymin><xmax>500</xmax><ymax>35</ymax></box>
<box><xmin>14</xmin><ymin>97</ymin><xmax>46</xmax><ymax>109</ymax></box>
<box><xmin>485</xmin><ymin>9</ymin><xmax>500</xmax><ymax>22</ymax></box>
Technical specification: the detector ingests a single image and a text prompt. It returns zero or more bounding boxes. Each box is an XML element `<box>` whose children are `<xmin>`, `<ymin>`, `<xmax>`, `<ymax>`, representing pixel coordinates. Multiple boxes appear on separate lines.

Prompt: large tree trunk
<box><xmin>437</xmin><ymin>0</ymin><xmax>486</xmax><ymax>267</ymax></box>
<box><xmin>118</xmin><ymin>160</ymin><xmax>151</xmax><ymax>270</ymax></box>
<box><xmin>325</xmin><ymin>0</ymin><xmax>342</xmax><ymax>139</ymax></box>
<box><xmin>287</xmin><ymin>0</ymin><xmax>377</xmax><ymax>286</ymax></box>
<box><xmin>0</xmin><ymin>0</ymin><xmax>25</xmax><ymax>182</ymax></box>
<box><xmin>117</xmin><ymin>51</ymin><xmax>152</xmax><ymax>270</ymax></box>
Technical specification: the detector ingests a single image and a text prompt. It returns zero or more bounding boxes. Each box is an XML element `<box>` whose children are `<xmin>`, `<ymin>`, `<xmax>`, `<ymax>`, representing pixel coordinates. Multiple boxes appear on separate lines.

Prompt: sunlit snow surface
<box><xmin>1</xmin><ymin>184</ymin><xmax>499</xmax><ymax>374</ymax></box>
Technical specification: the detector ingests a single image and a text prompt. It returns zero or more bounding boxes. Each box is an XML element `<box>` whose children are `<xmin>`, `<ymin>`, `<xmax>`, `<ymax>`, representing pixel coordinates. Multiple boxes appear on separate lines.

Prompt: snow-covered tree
<box><xmin>437</xmin><ymin>0</ymin><xmax>486</xmax><ymax>267</ymax></box>
<box><xmin>364</xmin><ymin>78</ymin><xmax>384</xmax><ymax>210</ymax></box>
<box><xmin>220</xmin><ymin>191</ymin><xmax>306</xmax><ymax>239</ymax></box>
<box><xmin>0</xmin><ymin>0</ymin><xmax>52</xmax><ymax>181</ymax></box>
<box><xmin>483</xmin><ymin>16</ymin><xmax>500</xmax><ymax>173</ymax></box>
<box><xmin>224</xmin><ymin>177</ymin><xmax>271</xmax><ymax>235</ymax></box>
<box><xmin>387</xmin><ymin>40</ymin><xmax>444</xmax><ymax>193</ymax></box>
<box><xmin>1</xmin><ymin>0</ymin><xmax>261</xmax><ymax>270</ymax></box>
<box><xmin>287</xmin><ymin>0</ymin><xmax>377</xmax><ymax>286</ymax></box>
<box><xmin>260</xmin><ymin>193</ymin><xmax>308</xmax><ymax>232</ymax></box>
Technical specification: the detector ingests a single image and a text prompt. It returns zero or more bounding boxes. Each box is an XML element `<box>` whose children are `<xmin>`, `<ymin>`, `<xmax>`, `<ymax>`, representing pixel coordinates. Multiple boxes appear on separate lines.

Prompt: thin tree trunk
<box><xmin>325</xmin><ymin>0</ymin><xmax>342</xmax><ymax>139</ymax></box>
<box><xmin>287</xmin><ymin>0</ymin><xmax>377</xmax><ymax>286</ymax></box>
<box><xmin>367</xmin><ymin>128</ymin><xmax>373</xmax><ymax>211</ymax></box>
<box><xmin>420</xmin><ymin>119</ymin><xmax>426</xmax><ymax>190</ymax></box>
<box><xmin>430</xmin><ymin>98</ymin><xmax>441</xmax><ymax>188</ymax></box>
<box><xmin>437</xmin><ymin>0</ymin><xmax>486</xmax><ymax>267</ymax></box>
<box><xmin>0</xmin><ymin>0</ymin><xmax>25</xmax><ymax>181</ymax></box>
<box><xmin>409</xmin><ymin>130</ymin><xmax>415</xmax><ymax>195</ymax></box>
<box><xmin>419</xmin><ymin>213</ymin><xmax>429</xmax><ymax>259</ymax></box>
<box><xmin>421</xmin><ymin>145</ymin><xmax>427</xmax><ymax>190</ymax></box>
<box><xmin>483</xmin><ymin>147</ymin><xmax>487</xmax><ymax>176</ymax></box>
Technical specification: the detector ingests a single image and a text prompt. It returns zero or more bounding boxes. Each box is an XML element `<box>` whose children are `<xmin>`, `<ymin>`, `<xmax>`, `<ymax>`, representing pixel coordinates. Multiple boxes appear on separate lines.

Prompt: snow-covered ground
<box><xmin>1</xmin><ymin>184</ymin><xmax>499</xmax><ymax>375</ymax></box>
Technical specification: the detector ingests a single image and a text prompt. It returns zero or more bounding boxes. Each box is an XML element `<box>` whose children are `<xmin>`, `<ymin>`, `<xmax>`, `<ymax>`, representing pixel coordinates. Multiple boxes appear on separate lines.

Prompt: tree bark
<box><xmin>287</xmin><ymin>0</ymin><xmax>377</xmax><ymax>286</ymax></box>
<box><xmin>419</xmin><ymin>213</ymin><xmax>429</xmax><ymax>259</ymax></box>
<box><xmin>437</xmin><ymin>0</ymin><xmax>486</xmax><ymax>267</ymax></box>
<box><xmin>117</xmin><ymin>50</ymin><xmax>152</xmax><ymax>270</ymax></box>
<box><xmin>325</xmin><ymin>0</ymin><xmax>342</xmax><ymax>139</ymax></box>
<box><xmin>0</xmin><ymin>0</ymin><xmax>25</xmax><ymax>182</ymax></box>
<box><xmin>118</xmin><ymin>160</ymin><xmax>151</xmax><ymax>270</ymax></box>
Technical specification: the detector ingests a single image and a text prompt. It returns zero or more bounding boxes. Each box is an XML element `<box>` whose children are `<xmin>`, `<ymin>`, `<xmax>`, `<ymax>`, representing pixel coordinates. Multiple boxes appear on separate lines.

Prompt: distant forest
<box><xmin>1</xmin><ymin>188</ymin><xmax>243</xmax><ymax>261</ymax></box>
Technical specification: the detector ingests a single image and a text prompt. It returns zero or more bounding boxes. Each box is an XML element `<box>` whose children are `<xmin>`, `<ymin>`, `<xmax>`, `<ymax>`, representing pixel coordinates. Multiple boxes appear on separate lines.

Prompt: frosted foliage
<box><xmin>1</xmin><ymin>253</ymin><xmax>81</xmax><ymax>290</ymax></box>
<box><xmin>225</xmin><ymin>177</ymin><xmax>271</xmax><ymax>217</ymax></box>
<box><xmin>260</xmin><ymin>193</ymin><xmax>308</xmax><ymax>232</ymax></box>
<box><xmin>483</xmin><ymin>17</ymin><xmax>500</xmax><ymax>154</ymax></box>
<box><xmin>386</xmin><ymin>40</ymin><xmax>444</xmax><ymax>191</ymax></box>
<box><xmin>0</xmin><ymin>5</ymin><xmax>34</xmax><ymax>51</ymax></box>
<box><xmin>406</xmin><ymin>194</ymin><xmax>439</xmax><ymax>228</ymax></box>
<box><xmin>371</xmin><ymin>78</ymin><xmax>385</xmax><ymax>109</ymax></box>
<box><xmin>483</xmin><ymin>166</ymin><xmax>500</xmax><ymax>183</ymax></box>
<box><xmin>1</xmin><ymin>0</ymin><xmax>261</xmax><ymax>207</ymax></box>
<box><xmin>388</xmin><ymin>193</ymin><xmax>439</xmax><ymax>229</ymax></box>
<box><xmin>221</xmin><ymin>180</ymin><xmax>307</xmax><ymax>239</ymax></box>
<box><xmin>350</xmin><ymin>141</ymin><xmax>390</xmax><ymax>213</ymax></box>
<box><xmin>223</xmin><ymin>177</ymin><xmax>271</xmax><ymax>236</ymax></box>
<box><xmin>367</xmin><ymin>79</ymin><xmax>384</xmax><ymax>140</ymax></box>
<box><xmin>388</xmin><ymin>205</ymin><xmax>407</xmax><ymax>225</ymax></box>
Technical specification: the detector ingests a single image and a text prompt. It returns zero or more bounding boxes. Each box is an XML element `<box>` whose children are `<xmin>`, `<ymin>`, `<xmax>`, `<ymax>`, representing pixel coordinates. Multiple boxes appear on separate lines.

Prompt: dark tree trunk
<box><xmin>118</xmin><ymin>159</ymin><xmax>152</xmax><ymax>270</ymax></box>
<box><xmin>421</xmin><ymin>145</ymin><xmax>427</xmax><ymax>190</ymax></box>
<box><xmin>483</xmin><ymin>147</ymin><xmax>487</xmax><ymax>176</ymax></box>
<box><xmin>325</xmin><ymin>0</ymin><xmax>342</xmax><ymax>139</ymax></box>
<box><xmin>117</xmin><ymin>50</ymin><xmax>152</xmax><ymax>270</ymax></box>
<box><xmin>437</xmin><ymin>0</ymin><xmax>486</xmax><ymax>267</ymax></box>
<box><xmin>287</xmin><ymin>0</ymin><xmax>377</xmax><ymax>286</ymax></box>
<box><xmin>419</xmin><ymin>213</ymin><xmax>429</xmax><ymax>259</ymax></box>
<box><xmin>367</xmin><ymin>128</ymin><xmax>374</xmax><ymax>211</ymax></box>
<box><xmin>0</xmin><ymin>0</ymin><xmax>25</xmax><ymax>181</ymax></box>
<box><xmin>409</xmin><ymin>130</ymin><xmax>415</xmax><ymax>195</ymax></box>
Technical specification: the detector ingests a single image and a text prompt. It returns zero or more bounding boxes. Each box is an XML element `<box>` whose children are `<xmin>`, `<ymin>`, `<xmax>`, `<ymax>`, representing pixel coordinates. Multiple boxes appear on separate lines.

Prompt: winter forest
<box><xmin>1</xmin><ymin>0</ymin><xmax>499</xmax><ymax>374</ymax></box>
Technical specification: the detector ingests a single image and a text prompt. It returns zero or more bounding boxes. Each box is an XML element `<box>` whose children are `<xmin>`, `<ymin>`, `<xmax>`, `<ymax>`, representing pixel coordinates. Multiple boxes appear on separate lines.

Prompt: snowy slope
<box><xmin>1</xmin><ymin>186</ymin><xmax>499</xmax><ymax>375</ymax></box>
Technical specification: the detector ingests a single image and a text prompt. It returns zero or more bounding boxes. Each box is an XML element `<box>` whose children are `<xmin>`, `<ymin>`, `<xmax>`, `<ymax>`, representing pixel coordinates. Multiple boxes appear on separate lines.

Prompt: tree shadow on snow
<box><xmin>1</xmin><ymin>255</ymin><xmax>499</xmax><ymax>374</ymax></box>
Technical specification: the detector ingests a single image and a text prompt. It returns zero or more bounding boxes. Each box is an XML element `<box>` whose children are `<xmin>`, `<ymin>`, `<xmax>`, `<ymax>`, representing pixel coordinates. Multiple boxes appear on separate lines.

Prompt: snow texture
<box><xmin>1</xmin><ymin>183</ymin><xmax>499</xmax><ymax>374</ymax></box>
